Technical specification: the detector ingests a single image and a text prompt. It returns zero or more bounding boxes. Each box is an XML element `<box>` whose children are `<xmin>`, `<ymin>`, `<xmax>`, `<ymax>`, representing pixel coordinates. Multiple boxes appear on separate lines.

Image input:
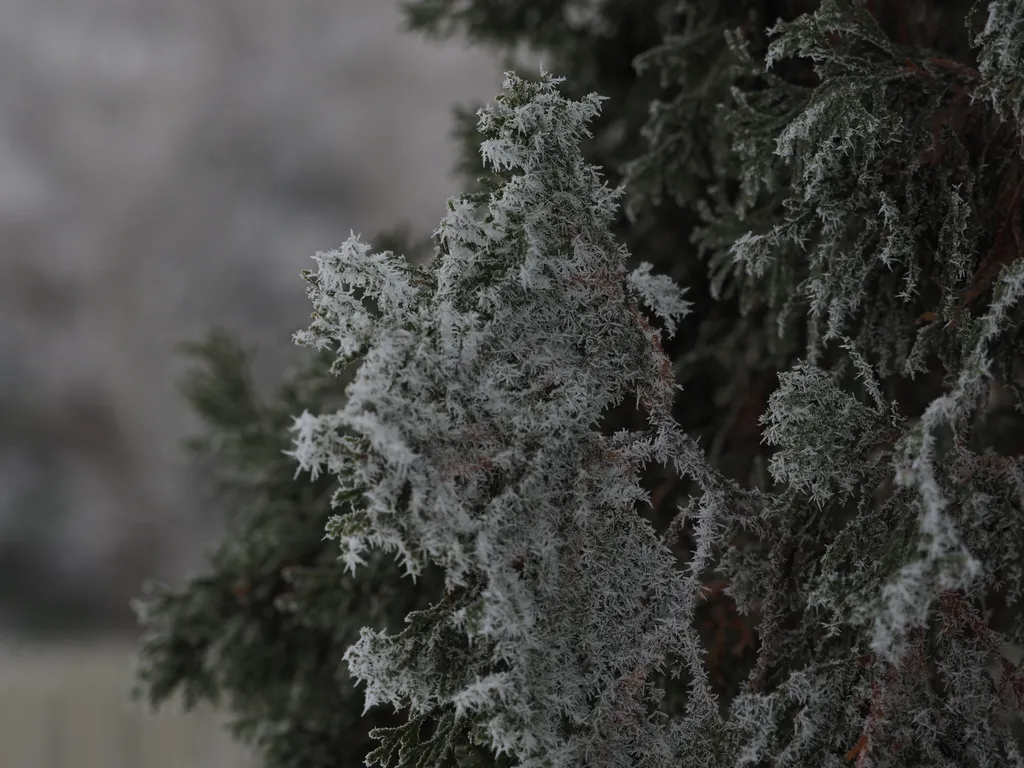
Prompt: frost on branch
<box><xmin>286</xmin><ymin>71</ymin><xmax>739</xmax><ymax>767</ymax></box>
<box><xmin>972</xmin><ymin>0</ymin><xmax>1024</xmax><ymax>134</ymax></box>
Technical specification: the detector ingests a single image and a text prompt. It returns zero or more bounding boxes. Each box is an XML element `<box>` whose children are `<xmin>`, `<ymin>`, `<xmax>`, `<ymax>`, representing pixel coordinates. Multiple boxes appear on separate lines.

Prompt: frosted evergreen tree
<box><xmin>134</xmin><ymin>2</ymin><xmax>1024</xmax><ymax>766</ymax></box>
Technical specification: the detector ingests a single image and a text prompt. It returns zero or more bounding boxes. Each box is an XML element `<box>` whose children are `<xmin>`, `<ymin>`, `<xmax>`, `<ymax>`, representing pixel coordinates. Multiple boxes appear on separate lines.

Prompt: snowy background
<box><xmin>0</xmin><ymin>0</ymin><xmax>501</xmax><ymax>637</ymax></box>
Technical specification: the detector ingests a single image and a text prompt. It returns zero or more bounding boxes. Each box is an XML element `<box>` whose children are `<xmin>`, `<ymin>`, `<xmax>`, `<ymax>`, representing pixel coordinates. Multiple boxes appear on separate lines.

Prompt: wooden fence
<box><xmin>0</xmin><ymin>640</ymin><xmax>255</xmax><ymax>768</ymax></box>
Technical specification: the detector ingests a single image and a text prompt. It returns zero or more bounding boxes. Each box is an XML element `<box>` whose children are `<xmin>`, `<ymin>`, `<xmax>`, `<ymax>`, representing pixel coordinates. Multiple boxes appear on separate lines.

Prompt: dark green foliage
<box><xmin>132</xmin><ymin>326</ymin><xmax>450</xmax><ymax>767</ymax></box>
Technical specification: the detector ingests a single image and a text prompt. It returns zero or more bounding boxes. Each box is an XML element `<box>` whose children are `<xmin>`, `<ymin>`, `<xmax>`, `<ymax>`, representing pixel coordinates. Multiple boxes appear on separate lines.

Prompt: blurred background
<box><xmin>0</xmin><ymin>0</ymin><xmax>500</xmax><ymax>763</ymax></box>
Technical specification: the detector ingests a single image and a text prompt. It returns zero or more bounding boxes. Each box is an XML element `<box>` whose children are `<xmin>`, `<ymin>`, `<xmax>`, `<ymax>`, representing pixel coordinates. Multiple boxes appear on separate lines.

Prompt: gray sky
<box><xmin>0</xmin><ymin>0</ymin><xmax>502</xmax><ymax>633</ymax></box>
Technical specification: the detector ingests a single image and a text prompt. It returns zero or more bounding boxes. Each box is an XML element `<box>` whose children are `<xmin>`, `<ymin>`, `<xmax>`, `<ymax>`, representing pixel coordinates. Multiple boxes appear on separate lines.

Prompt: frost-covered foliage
<box><xmin>286</xmin><ymin>71</ymin><xmax>751</xmax><ymax>767</ymax></box>
<box><xmin>629</xmin><ymin>0</ymin><xmax>1024</xmax><ymax>765</ymax></box>
<box><xmin>291</xmin><ymin>0</ymin><xmax>1024</xmax><ymax>755</ymax></box>
<box><xmin>973</xmin><ymin>0</ymin><xmax>1024</xmax><ymax>132</ymax></box>
<box><xmin>136</xmin><ymin>2</ymin><xmax>1024</xmax><ymax>766</ymax></box>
